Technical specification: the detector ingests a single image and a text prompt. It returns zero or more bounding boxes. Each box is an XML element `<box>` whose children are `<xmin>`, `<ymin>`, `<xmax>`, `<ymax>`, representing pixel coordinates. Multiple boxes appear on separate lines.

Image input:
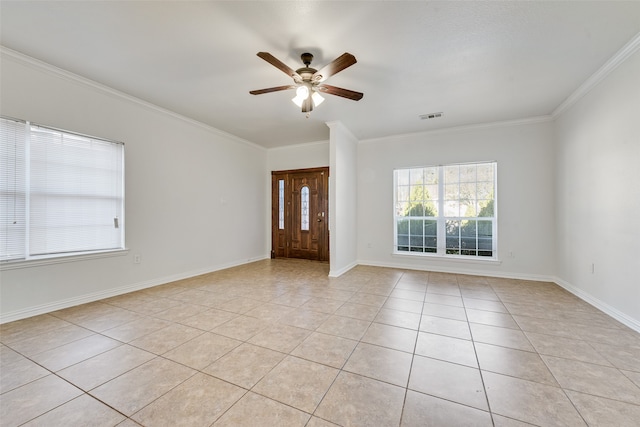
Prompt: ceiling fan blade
<box><xmin>316</xmin><ymin>84</ymin><xmax>363</xmax><ymax>101</ymax></box>
<box><xmin>249</xmin><ymin>85</ymin><xmax>296</xmax><ymax>95</ymax></box>
<box><xmin>257</xmin><ymin>52</ymin><xmax>301</xmax><ymax>80</ymax></box>
<box><xmin>312</xmin><ymin>53</ymin><xmax>357</xmax><ymax>82</ymax></box>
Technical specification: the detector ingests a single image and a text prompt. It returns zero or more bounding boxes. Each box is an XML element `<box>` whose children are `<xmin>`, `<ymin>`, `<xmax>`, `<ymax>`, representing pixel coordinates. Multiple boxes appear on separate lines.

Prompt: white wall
<box><xmin>554</xmin><ymin>49</ymin><xmax>640</xmax><ymax>329</ymax></box>
<box><xmin>0</xmin><ymin>51</ymin><xmax>268</xmax><ymax>322</ymax></box>
<box><xmin>357</xmin><ymin>120</ymin><xmax>556</xmax><ymax>279</ymax></box>
<box><xmin>267</xmin><ymin>140</ymin><xmax>330</xmax><ymax>172</ymax></box>
<box><xmin>328</xmin><ymin>121</ymin><xmax>359</xmax><ymax>276</ymax></box>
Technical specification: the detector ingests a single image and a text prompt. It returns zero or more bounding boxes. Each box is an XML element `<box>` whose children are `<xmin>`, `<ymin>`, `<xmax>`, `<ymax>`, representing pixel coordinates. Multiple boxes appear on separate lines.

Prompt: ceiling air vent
<box><xmin>419</xmin><ymin>112</ymin><xmax>443</xmax><ymax>120</ymax></box>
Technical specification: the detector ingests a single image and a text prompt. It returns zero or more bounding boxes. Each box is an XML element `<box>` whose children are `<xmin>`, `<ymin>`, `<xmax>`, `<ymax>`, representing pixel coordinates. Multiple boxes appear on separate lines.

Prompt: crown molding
<box><xmin>359</xmin><ymin>115</ymin><xmax>553</xmax><ymax>145</ymax></box>
<box><xmin>0</xmin><ymin>46</ymin><xmax>266</xmax><ymax>151</ymax></box>
<box><xmin>267</xmin><ymin>139</ymin><xmax>329</xmax><ymax>152</ymax></box>
<box><xmin>552</xmin><ymin>31</ymin><xmax>640</xmax><ymax>117</ymax></box>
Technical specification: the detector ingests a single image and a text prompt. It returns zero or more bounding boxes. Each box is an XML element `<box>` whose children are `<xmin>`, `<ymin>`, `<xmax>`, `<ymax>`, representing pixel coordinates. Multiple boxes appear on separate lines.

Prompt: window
<box><xmin>394</xmin><ymin>161</ymin><xmax>496</xmax><ymax>258</ymax></box>
<box><xmin>1</xmin><ymin>117</ymin><xmax>125</xmax><ymax>262</ymax></box>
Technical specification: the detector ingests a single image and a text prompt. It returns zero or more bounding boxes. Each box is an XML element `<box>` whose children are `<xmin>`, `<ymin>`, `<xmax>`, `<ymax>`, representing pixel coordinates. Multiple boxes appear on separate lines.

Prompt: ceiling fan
<box><xmin>250</xmin><ymin>52</ymin><xmax>364</xmax><ymax>114</ymax></box>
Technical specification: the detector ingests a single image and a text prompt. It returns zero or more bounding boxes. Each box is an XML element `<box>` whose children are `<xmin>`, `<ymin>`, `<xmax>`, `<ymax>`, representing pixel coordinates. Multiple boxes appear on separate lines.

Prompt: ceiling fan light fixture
<box><xmin>291</xmin><ymin>94</ymin><xmax>304</xmax><ymax>107</ymax></box>
<box><xmin>296</xmin><ymin>85</ymin><xmax>309</xmax><ymax>99</ymax></box>
<box><xmin>292</xmin><ymin>85</ymin><xmax>310</xmax><ymax>107</ymax></box>
<box><xmin>311</xmin><ymin>91</ymin><xmax>324</xmax><ymax>107</ymax></box>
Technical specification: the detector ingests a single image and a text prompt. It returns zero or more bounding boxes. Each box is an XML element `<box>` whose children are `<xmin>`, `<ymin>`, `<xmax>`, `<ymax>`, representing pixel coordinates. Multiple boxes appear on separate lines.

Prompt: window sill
<box><xmin>392</xmin><ymin>251</ymin><xmax>502</xmax><ymax>265</ymax></box>
<box><xmin>0</xmin><ymin>249</ymin><xmax>129</xmax><ymax>271</ymax></box>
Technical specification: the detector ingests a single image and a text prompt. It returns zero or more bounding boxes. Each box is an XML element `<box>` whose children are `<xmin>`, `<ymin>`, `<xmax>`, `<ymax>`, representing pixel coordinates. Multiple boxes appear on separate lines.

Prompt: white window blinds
<box><xmin>0</xmin><ymin>117</ymin><xmax>125</xmax><ymax>261</ymax></box>
<box><xmin>0</xmin><ymin>118</ymin><xmax>27</xmax><ymax>261</ymax></box>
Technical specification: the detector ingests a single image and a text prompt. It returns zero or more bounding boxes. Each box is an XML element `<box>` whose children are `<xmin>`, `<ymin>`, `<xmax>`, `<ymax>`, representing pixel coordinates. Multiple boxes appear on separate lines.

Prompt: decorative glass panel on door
<box><xmin>278</xmin><ymin>179</ymin><xmax>284</xmax><ymax>229</ymax></box>
<box><xmin>301</xmin><ymin>186</ymin><xmax>309</xmax><ymax>231</ymax></box>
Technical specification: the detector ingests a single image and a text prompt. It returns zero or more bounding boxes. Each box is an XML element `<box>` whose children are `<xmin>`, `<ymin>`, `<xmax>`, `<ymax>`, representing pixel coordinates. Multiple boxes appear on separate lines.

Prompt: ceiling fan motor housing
<box><xmin>301</xmin><ymin>52</ymin><xmax>314</xmax><ymax>66</ymax></box>
<box><xmin>296</xmin><ymin>53</ymin><xmax>321</xmax><ymax>82</ymax></box>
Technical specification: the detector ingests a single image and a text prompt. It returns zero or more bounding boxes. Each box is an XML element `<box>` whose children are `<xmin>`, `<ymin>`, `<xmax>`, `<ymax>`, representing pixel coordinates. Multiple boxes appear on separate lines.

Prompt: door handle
<box><xmin>317</xmin><ymin>218</ymin><xmax>322</xmax><ymax>222</ymax></box>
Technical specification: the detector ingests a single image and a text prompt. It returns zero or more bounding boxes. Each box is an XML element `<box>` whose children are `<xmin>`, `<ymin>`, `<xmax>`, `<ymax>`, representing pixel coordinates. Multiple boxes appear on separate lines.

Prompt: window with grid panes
<box><xmin>394</xmin><ymin>162</ymin><xmax>496</xmax><ymax>258</ymax></box>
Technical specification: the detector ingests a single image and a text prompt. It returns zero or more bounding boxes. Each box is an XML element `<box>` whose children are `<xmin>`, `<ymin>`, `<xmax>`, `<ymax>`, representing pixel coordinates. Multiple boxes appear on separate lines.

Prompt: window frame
<box><xmin>0</xmin><ymin>117</ymin><xmax>126</xmax><ymax>266</ymax></box>
<box><xmin>393</xmin><ymin>161</ymin><xmax>498</xmax><ymax>260</ymax></box>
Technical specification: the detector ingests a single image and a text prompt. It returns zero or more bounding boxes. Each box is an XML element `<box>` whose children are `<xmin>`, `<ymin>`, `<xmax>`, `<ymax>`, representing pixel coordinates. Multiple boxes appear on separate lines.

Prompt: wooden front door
<box><xmin>272</xmin><ymin>167</ymin><xmax>329</xmax><ymax>262</ymax></box>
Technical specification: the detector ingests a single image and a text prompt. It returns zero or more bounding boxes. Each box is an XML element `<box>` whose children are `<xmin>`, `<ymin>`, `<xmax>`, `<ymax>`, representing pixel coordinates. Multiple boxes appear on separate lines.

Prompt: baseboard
<box><xmin>554</xmin><ymin>277</ymin><xmax>640</xmax><ymax>333</ymax></box>
<box><xmin>356</xmin><ymin>259</ymin><xmax>555</xmax><ymax>283</ymax></box>
<box><xmin>0</xmin><ymin>255</ymin><xmax>269</xmax><ymax>324</ymax></box>
<box><xmin>329</xmin><ymin>261</ymin><xmax>358</xmax><ymax>278</ymax></box>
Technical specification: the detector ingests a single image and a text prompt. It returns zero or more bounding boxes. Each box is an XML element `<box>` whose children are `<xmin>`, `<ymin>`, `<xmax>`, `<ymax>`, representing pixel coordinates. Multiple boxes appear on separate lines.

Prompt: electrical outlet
<box><xmin>134</xmin><ymin>254</ymin><xmax>141</xmax><ymax>264</ymax></box>
<box><xmin>591</xmin><ymin>263</ymin><xmax>595</xmax><ymax>274</ymax></box>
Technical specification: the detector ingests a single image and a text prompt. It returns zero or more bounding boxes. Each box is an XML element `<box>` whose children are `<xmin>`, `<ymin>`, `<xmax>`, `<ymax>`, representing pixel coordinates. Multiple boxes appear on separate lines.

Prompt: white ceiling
<box><xmin>1</xmin><ymin>1</ymin><xmax>639</xmax><ymax>148</ymax></box>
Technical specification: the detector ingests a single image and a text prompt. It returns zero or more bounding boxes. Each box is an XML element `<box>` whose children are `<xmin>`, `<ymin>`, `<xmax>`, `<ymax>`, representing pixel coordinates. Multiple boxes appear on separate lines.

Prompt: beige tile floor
<box><xmin>1</xmin><ymin>259</ymin><xmax>640</xmax><ymax>426</ymax></box>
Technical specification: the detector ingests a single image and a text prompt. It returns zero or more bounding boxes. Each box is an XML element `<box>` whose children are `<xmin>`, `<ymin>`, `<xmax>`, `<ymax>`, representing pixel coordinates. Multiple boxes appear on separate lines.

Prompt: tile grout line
<box><xmin>468</xmin><ymin>277</ymin><xmax>501</xmax><ymax>427</ymax></box>
<box><xmin>294</xmin><ymin>284</ymin><xmax>354</xmax><ymax>421</ymax></box>
<box><xmin>308</xmin><ymin>274</ymin><xmax>397</xmax><ymax>425</ymax></box>
<box><xmin>397</xmin><ymin>271</ymin><xmax>426</xmax><ymax>427</ymax></box>
<box><xmin>398</xmin><ymin>271</ymin><xmax>437</xmax><ymax>427</ymax></box>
